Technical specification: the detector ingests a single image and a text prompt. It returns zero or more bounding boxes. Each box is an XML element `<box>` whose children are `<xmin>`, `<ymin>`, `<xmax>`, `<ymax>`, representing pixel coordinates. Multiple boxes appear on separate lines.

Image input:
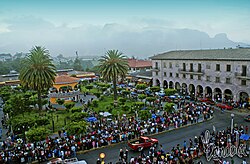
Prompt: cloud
<box><xmin>0</xmin><ymin>16</ymin><xmax>246</xmax><ymax>57</ymax></box>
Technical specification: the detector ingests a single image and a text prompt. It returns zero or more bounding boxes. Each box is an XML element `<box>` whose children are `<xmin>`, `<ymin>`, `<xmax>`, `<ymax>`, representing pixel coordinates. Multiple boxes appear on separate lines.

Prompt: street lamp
<box><xmin>231</xmin><ymin>113</ymin><xmax>234</xmax><ymax>134</ymax></box>
<box><xmin>99</xmin><ymin>152</ymin><xmax>105</xmax><ymax>164</ymax></box>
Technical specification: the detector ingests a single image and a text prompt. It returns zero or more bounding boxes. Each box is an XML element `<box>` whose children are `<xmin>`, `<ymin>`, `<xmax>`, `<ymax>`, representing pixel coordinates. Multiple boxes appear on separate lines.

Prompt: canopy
<box><xmin>152</xmin><ymin>114</ymin><xmax>156</xmax><ymax>119</ymax></box>
<box><xmin>86</xmin><ymin>117</ymin><xmax>97</xmax><ymax>122</ymax></box>
<box><xmin>103</xmin><ymin>112</ymin><xmax>112</xmax><ymax>116</ymax></box>
<box><xmin>240</xmin><ymin>134</ymin><xmax>250</xmax><ymax>141</ymax></box>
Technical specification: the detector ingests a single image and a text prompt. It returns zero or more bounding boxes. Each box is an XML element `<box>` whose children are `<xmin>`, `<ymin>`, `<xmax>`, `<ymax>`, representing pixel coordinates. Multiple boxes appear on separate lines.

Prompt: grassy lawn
<box><xmin>80</xmin><ymin>86</ymin><xmax>99</xmax><ymax>94</ymax></box>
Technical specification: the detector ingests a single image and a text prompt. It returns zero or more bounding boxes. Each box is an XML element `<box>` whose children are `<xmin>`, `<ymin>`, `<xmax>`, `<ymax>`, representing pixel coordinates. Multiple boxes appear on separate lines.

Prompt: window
<box><xmin>183</xmin><ymin>74</ymin><xmax>186</xmax><ymax>78</ymax></box>
<box><xmin>206</xmin><ymin>76</ymin><xmax>210</xmax><ymax>82</ymax></box>
<box><xmin>169</xmin><ymin>62</ymin><xmax>172</xmax><ymax>68</ymax></box>
<box><xmin>241</xmin><ymin>80</ymin><xmax>246</xmax><ymax>86</ymax></box>
<box><xmin>155</xmin><ymin>62</ymin><xmax>158</xmax><ymax>69</ymax></box>
<box><xmin>190</xmin><ymin>75</ymin><xmax>193</xmax><ymax>79</ymax></box>
<box><xmin>156</xmin><ymin>71</ymin><xmax>158</xmax><ymax>76</ymax></box>
<box><xmin>226</xmin><ymin>78</ymin><xmax>231</xmax><ymax>84</ymax></box>
<box><xmin>164</xmin><ymin>72</ymin><xmax>167</xmax><ymax>76</ymax></box>
<box><xmin>183</xmin><ymin>63</ymin><xmax>186</xmax><ymax>71</ymax></box>
<box><xmin>198</xmin><ymin>64</ymin><xmax>202</xmax><ymax>72</ymax></box>
<box><xmin>206</xmin><ymin>64</ymin><xmax>211</xmax><ymax>69</ymax></box>
<box><xmin>226</xmin><ymin>65</ymin><xmax>231</xmax><ymax>72</ymax></box>
<box><xmin>242</xmin><ymin>65</ymin><xmax>247</xmax><ymax>76</ymax></box>
<box><xmin>163</xmin><ymin>62</ymin><xmax>166</xmax><ymax>68</ymax></box>
<box><xmin>170</xmin><ymin>73</ymin><xmax>173</xmax><ymax>77</ymax></box>
<box><xmin>176</xmin><ymin>73</ymin><xmax>179</xmax><ymax>78</ymax></box>
<box><xmin>190</xmin><ymin>63</ymin><xmax>193</xmax><ymax>72</ymax></box>
<box><xmin>198</xmin><ymin>75</ymin><xmax>201</xmax><ymax>80</ymax></box>
<box><xmin>215</xmin><ymin>77</ymin><xmax>220</xmax><ymax>83</ymax></box>
<box><xmin>216</xmin><ymin>64</ymin><xmax>220</xmax><ymax>71</ymax></box>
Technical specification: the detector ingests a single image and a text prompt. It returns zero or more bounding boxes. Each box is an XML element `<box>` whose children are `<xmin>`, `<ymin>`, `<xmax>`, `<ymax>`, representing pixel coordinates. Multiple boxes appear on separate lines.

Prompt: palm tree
<box><xmin>98</xmin><ymin>50</ymin><xmax>128</xmax><ymax>102</ymax></box>
<box><xmin>19</xmin><ymin>46</ymin><xmax>56</xmax><ymax>110</ymax></box>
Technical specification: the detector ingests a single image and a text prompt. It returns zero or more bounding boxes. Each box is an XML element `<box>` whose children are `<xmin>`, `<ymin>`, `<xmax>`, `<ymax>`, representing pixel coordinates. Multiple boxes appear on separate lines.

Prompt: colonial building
<box><xmin>128</xmin><ymin>58</ymin><xmax>152</xmax><ymax>73</ymax></box>
<box><xmin>48</xmin><ymin>75</ymin><xmax>80</xmax><ymax>104</ymax></box>
<box><xmin>150</xmin><ymin>48</ymin><xmax>250</xmax><ymax>102</ymax></box>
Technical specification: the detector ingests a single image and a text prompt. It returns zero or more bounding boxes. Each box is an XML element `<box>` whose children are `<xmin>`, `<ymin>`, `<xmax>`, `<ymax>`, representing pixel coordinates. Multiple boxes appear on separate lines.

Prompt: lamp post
<box><xmin>99</xmin><ymin>152</ymin><xmax>105</xmax><ymax>164</ymax></box>
<box><xmin>231</xmin><ymin>113</ymin><xmax>234</xmax><ymax>134</ymax></box>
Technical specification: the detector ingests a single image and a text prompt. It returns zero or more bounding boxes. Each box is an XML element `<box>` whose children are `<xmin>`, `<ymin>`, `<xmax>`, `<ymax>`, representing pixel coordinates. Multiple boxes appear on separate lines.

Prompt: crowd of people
<box><xmin>0</xmin><ymin>97</ymin><xmax>214</xmax><ymax>163</ymax></box>
<box><xmin>126</xmin><ymin>124</ymin><xmax>249</xmax><ymax>164</ymax></box>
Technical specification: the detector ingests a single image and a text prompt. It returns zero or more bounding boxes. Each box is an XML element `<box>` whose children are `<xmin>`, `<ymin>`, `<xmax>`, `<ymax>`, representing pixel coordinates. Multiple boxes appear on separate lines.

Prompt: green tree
<box><xmin>73</xmin><ymin>55</ymin><xmax>82</xmax><ymax>71</ymax></box>
<box><xmin>146</xmin><ymin>97</ymin><xmax>156</xmax><ymax>106</ymax></box>
<box><xmin>138</xmin><ymin>94</ymin><xmax>146</xmax><ymax>101</ymax></box>
<box><xmin>164</xmin><ymin>89</ymin><xmax>177</xmax><ymax>96</ymax></box>
<box><xmin>98</xmin><ymin>50</ymin><xmax>128</xmax><ymax>102</ymax></box>
<box><xmin>164</xmin><ymin>102</ymin><xmax>175</xmax><ymax>113</ymax></box>
<box><xmin>136</xmin><ymin>84</ymin><xmax>147</xmax><ymax>90</ymax></box>
<box><xmin>65</xmin><ymin>121</ymin><xmax>88</xmax><ymax>135</ymax></box>
<box><xmin>19</xmin><ymin>46</ymin><xmax>56</xmax><ymax>110</ymax></box>
<box><xmin>26</xmin><ymin>127</ymin><xmax>49</xmax><ymax>142</ymax></box>
<box><xmin>150</xmin><ymin>86</ymin><xmax>160</xmax><ymax>93</ymax></box>
<box><xmin>138</xmin><ymin>110</ymin><xmax>151</xmax><ymax>120</ymax></box>
<box><xmin>85</xmin><ymin>85</ymin><xmax>94</xmax><ymax>91</ymax></box>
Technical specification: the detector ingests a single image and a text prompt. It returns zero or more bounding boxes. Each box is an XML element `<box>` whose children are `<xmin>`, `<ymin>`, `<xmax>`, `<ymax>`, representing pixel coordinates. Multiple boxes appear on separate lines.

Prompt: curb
<box><xmin>76</xmin><ymin>115</ymin><xmax>214</xmax><ymax>155</ymax></box>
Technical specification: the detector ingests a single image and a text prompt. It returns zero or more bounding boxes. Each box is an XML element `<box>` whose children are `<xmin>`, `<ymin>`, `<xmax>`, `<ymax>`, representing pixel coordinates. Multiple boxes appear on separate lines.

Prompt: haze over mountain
<box><xmin>0</xmin><ymin>20</ymin><xmax>246</xmax><ymax>58</ymax></box>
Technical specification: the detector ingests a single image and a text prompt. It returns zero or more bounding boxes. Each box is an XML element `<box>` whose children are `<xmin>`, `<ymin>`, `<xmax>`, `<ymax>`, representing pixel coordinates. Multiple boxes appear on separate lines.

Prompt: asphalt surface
<box><xmin>77</xmin><ymin>109</ymin><xmax>249</xmax><ymax>164</ymax></box>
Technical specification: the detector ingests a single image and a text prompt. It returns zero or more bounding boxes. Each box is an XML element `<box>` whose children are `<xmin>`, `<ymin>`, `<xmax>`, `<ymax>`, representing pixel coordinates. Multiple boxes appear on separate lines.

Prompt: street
<box><xmin>77</xmin><ymin>109</ymin><xmax>249</xmax><ymax>164</ymax></box>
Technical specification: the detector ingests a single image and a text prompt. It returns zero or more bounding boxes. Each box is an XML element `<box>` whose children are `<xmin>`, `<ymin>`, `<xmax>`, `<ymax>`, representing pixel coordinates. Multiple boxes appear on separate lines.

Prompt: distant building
<box><xmin>0</xmin><ymin>54</ymin><xmax>12</xmax><ymax>62</ymax></box>
<box><xmin>150</xmin><ymin>48</ymin><xmax>250</xmax><ymax>103</ymax></box>
<box><xmin>0</xmin><ymin>70</ymin><xmax>19</xmax><ymax>82</ymax></box>
<box><xmin>128</xmin><ymin>58</ymin><xmax>152</xmax><ymax>73</ymax></box>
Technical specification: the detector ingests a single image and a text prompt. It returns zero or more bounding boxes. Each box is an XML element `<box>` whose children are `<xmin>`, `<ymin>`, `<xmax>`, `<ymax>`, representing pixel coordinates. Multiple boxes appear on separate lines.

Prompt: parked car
<box><xmin>244</xmin><ymin>115</ymin><xmax>250</xmax><ymax>122</ymax></box>
<box><xmin>198</xmin><ymin>98</ymin><xmax>215</xmax><ymax>105</ymax></box>
<box><xmin>128</xmin><ymin>136</ymin><xmax>158</xmax><ymax>151</ymax></box>
<box><xmin>216</xmin><ymin>103</ymin><xmax>233</xmax><ymax>110</ymax></box>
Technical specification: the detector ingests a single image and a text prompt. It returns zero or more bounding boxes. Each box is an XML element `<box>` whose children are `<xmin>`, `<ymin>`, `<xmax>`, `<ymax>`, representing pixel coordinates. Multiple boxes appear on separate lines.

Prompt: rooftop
<box><xmin>54</xmin><ymin>75</ymin><xmax>79</xmax><ymax>85</ymax></box>
<box><xmin>150</xmin><ymin>48</ymin><xmax>250</xmax><ymax>61</ymax></box>
<box><xmin>128</xmin><ymin>58</ymin><xmax>152</xmax><ymax>68</ymax></box>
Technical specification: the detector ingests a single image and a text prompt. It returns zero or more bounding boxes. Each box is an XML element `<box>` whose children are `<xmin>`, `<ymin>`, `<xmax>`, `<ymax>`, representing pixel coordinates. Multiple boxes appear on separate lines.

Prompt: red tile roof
<box><xmin>128</xmin><ymin>58</ymin><xmax>152</xmax><ymax>68</ymax></box>
<box><xmin>54</xmin><ymin>75</ymin><xmax>79</xmax><ymax>85</ymax></box>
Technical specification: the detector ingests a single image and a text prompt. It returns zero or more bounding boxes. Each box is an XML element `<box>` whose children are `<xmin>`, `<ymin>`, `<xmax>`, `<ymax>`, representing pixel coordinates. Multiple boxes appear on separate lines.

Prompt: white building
<box><xmin>150</xmin><ymin>48</ymin><xmax>250</xmax><ymax>102</ymax></box>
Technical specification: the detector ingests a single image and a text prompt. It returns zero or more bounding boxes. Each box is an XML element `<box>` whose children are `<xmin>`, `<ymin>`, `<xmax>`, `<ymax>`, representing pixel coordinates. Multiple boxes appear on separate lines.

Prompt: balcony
<box><xmin>48</xmin><ymin>90</ymin><xmax>81</xmax><ymax>98</ymax></box>
<box><xmin>235</xmin><ymin>72</ymin><xmax>250</xmax><ymax>80</ymax></box>
<box><xmin>153</xmin><ymin>67</ymin><xmax>160</xmax><ymax>72</ymax></box>
<box><xmin>178</xmin><ymin>68</ymin><xmax>204</xmax><ymax>75</ymax></box>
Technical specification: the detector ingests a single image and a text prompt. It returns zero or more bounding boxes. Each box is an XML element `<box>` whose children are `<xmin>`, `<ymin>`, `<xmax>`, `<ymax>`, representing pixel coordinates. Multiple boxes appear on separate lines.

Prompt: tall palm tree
<box><xmin>98</xmin><ymin>50</ymin><xmax>128</xmax><ymax>102</ymax></box>
<box><xmin>19</xmin><ymin>46</ymin><xmax>56</xmax><ymax>110</ymax></box>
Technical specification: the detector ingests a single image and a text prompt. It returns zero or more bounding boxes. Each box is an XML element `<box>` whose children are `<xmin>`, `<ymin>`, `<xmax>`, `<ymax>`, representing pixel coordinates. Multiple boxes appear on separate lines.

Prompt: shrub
<box><xmin>71</xmin><ymin>112</ymin><xmax>88</xmax><ymax>122</ymax></box>
<box><xmin>121</xmin><ymin>105</ymin><xmax>130</xmax><ymax>111</ymax></box>
<box><xmin>65</xmin><ymin>121</ymin><xmax>88</xmax><ymax>135</ymax></box>
<box><xmin>35</xmin><ymin>118</ymin><xmax>50</xmax><ymax>126</ymax></box>
<box><xmin>92</xmin><ymin>99</ymin><xmax>99</xmax><ymax>107</ymax></box>
<box><xmin>138</xmin><ymin>94</ymin><xmax>146</xmax><ymax>101</ymax></box>
<box><xmin>118</xmin><ymin>97</ymin><xmax>126</xmax><ymax>104</ymax></box>
<box><xmin>70</xmin><ymin>107</ymin><xmax>83</xmax><ymax>113</ymax></box>
<box><xmin>136</xmin><ymin>84</ymin><xmax>147</xmax><ymax>90</ymax></box>
<box><xmin>56</xmin><ymin>99</ymin><xmax>65</xmax><ymax>105</ymax></box>
<box><xmin>164</xmin><ymin>89</ymin><xmax>177</xmax><ymax>96</ymax></box>
<box><xmin>99</xmin><ymin>95</ymin><xmax>104</xmax><ymax>101</ymax></box>
<box><xmin>64</xmin><ymin>102</ymin><xmax>75</xmax><ymax>110</ymax></box>
<box><xmin>85</xmin><ymin>85</ymin><xmax>94</xmax><ymax>91</ymax></box>
<box><xmin>93</xmin><ymin>92</ymin><xmax>101</xmax><ymax>98</ymax></box>
<box><xmin>150</xmin><ymin>86</ymin><xmax>160</xmax><ymax>92</ymax></box>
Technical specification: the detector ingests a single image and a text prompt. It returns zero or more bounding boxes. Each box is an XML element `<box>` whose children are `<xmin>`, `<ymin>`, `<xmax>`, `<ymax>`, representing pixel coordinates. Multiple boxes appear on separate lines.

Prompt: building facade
<box><xmin>150</xmin><ymin>48</ymin><xmax>250</xmax><ymax>102</ymax></box>
<box><xmin>128</xmin><ymin>58</ymin><xmax>152</xmax><ymax>73</ymax></box>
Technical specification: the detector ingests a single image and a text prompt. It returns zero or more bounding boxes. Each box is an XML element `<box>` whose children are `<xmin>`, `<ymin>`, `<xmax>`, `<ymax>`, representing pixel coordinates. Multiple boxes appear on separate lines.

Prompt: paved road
<box><xmin>77</xmin><ymin>109</ymin><xmax>249</xmax><ymax>164</ymax></box>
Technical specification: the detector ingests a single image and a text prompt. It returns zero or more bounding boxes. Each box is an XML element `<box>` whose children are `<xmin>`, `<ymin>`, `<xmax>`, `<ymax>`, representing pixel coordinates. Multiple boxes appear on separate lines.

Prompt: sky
<box><xmin>0</xmin><ymin>0</ymin><xmax>250</xmax><ymax>57</ymax></box>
